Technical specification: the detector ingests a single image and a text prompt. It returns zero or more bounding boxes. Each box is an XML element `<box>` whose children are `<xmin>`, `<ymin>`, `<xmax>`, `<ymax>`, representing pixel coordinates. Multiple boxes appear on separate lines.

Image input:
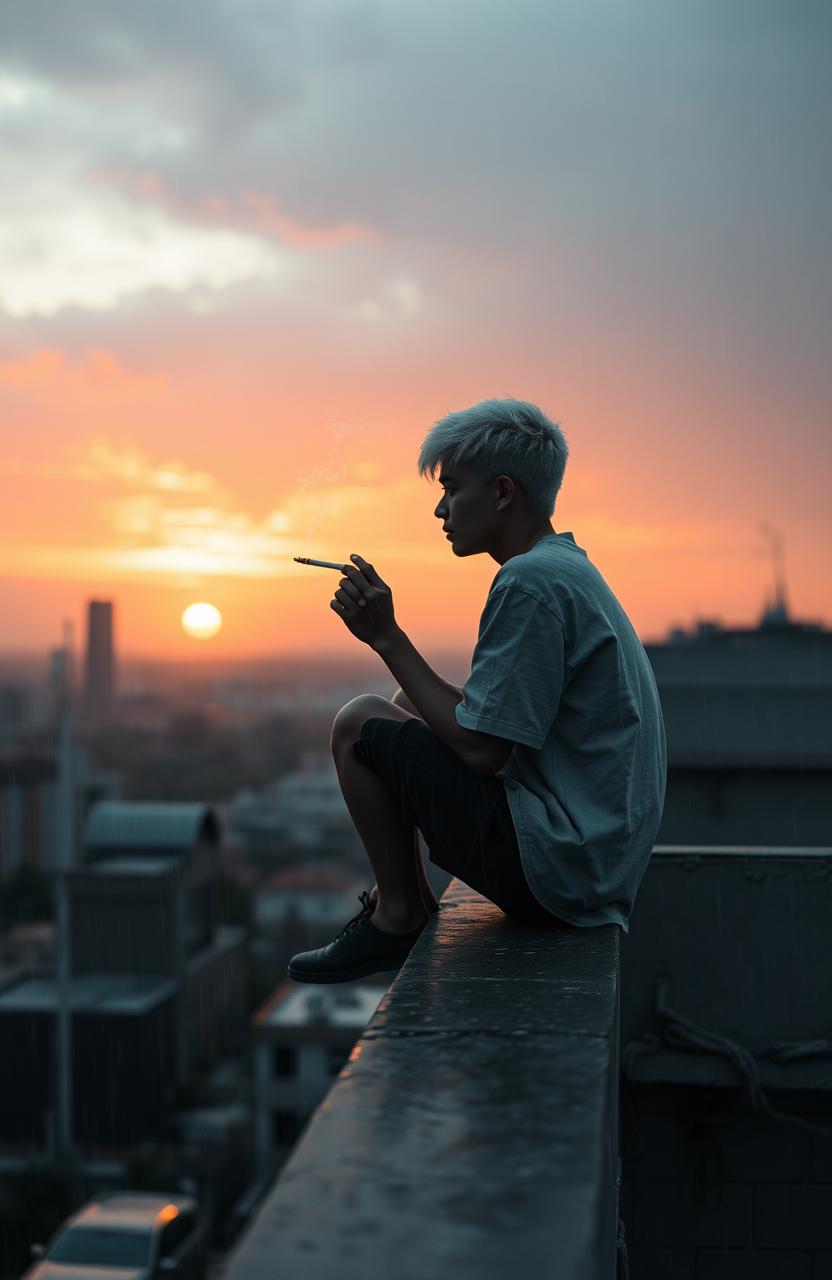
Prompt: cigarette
<box><xmin>293</xmin><ymin>557</ymin><xmax>347</xmax><ymax>571</ymax></box>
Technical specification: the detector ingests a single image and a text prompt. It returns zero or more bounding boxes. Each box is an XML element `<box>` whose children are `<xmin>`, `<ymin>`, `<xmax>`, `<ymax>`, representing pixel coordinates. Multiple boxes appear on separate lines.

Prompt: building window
<box><xmin>273</xmin><ymin>1110</ymin><xmax>301</xmax><ymax>1144</ymax></box>
<box><xmin>273</xmin><ymin>1046</ymin><xmax>296</xmax><ymax>1077</ymax></box>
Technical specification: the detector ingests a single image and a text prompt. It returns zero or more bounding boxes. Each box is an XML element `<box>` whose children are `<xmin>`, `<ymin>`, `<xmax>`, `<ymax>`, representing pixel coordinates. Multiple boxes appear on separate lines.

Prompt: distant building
<box><xmin>0</xmin><ymin>921</ymin><xmax>54</xmax><ymax>970</ymax></box>
<box><xmin>0</xmin><ymin>728</ymin><xmax>119</xmax><ymax>879</ymax></box>
<box><xmin>83</xmin><ymin>599</ymin><xmax>116</xmax><ymax>730</ymax></box>
<box><xmin>253</xmin><ymin>865</ymin><xmax>364</xmax><ymax>931</ymax></box>
<box><xmin>213</xmin><ymin>676</ymin><xmax>393</xmax><ymax>717</ymax></box>
<box><xmin>46</xmin><ymin>618</ymin><xmax>76</xmax><ymax>731</ymax></box>
<box><xmin>0</xmin><ymin>683</ymin><xmax>36</xmax><ymax>743</ymax></box>
<box><xmin>251</xmin><ymin>980</ymin><xmax>388</xmax><ymax>1180</ymax></box>
<box><xmin>229</xmin><ymin>757</ymin><xmax>363</xmax><ymax>859</ymax></box>
<box><xmin>0</xmin><ymin>801</ymin><xmax>247</xmax><ymax>1162</ymax></box>
<box><xmin>649</xmin><ymin>598</ymin><xmax>832</xmax><ymax>847</ymax></box>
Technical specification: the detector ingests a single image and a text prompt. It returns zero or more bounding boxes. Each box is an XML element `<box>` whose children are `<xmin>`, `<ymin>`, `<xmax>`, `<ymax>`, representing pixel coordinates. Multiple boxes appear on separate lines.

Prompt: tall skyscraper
<box><xmin>83</xmin><ymin>600</ymin><xmax>116</xmax><ymax>730</ymax></box>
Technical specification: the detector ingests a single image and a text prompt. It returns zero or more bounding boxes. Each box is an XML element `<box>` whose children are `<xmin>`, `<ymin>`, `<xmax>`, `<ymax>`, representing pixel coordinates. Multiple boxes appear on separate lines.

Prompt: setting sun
<box><xmin>181</xmin><ymin>602</ymin><xmax>223</xmax><ymax>639</ymax></box>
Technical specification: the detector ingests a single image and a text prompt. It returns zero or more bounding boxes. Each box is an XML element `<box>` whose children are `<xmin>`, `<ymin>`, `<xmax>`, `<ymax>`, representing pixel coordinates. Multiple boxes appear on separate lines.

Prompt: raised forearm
<box><xmin>375</xmin><ymin>627</ymin><xmax>476</xmax><ymax>770</ymax></box>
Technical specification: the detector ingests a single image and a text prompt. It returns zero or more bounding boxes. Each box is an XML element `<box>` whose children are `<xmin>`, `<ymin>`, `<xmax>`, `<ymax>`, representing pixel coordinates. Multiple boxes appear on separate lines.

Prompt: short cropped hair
<box><xmin>417</xmin><ymin>397</ymin><xmax>569</xmax><ymax>524</ymax></box>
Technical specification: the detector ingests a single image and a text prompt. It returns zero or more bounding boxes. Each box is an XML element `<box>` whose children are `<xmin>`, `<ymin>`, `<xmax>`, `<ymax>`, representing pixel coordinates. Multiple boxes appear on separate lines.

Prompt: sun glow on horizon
<box><xmin>181</xmin><ymin>601</ymin><xmax>223</xmax><ymax>639</ymax></box>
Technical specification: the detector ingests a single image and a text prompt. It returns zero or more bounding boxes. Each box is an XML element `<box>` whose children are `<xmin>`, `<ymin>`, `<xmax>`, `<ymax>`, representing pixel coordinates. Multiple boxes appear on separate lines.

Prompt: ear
<box><xmin>495</xmin><ymin>474</ymin><xmax>516</xmax><ymax>511</ymax></box>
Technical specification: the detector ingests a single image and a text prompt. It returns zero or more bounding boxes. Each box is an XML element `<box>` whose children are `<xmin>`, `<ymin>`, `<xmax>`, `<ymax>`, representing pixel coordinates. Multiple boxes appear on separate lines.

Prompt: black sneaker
<box><xmin>287</xmin><ymin>891</ymin><xmax>428</xmax><ymax>984</ymax></box>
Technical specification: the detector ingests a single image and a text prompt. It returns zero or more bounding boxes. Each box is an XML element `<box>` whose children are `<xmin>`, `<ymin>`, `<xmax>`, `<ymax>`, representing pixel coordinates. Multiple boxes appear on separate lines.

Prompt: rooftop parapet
<box><xmin>225</xmin><ymin>878</ymin><xmax>621</xmax><ymax>1280</ymax></box>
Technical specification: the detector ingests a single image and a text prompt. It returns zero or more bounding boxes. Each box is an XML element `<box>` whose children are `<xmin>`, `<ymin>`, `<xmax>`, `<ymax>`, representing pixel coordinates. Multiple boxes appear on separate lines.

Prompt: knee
<box><xmin>330</xmin><ymin>693</ymin><xmax>392</xmax><ymax>749</ymax></box>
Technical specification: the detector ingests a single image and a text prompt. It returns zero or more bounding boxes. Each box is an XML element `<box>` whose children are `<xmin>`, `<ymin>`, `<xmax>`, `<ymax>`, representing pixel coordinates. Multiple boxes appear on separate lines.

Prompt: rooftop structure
<box><xmin>228</xmin><ymin>880</ymin><xmax>621</xmax><ymax>1278</ymax></box>
<box><xmin>84</xmin><ymin>801</ymin><xmax>220</xmax><ymax>853</ymax></box>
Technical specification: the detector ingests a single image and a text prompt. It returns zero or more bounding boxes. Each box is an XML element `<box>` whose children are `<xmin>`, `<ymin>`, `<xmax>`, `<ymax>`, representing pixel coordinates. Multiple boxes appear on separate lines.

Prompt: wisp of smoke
<box><xmin>296</xmin><ymin>419</ymin><xmax>371</xmax><ymax>557</ymax></box>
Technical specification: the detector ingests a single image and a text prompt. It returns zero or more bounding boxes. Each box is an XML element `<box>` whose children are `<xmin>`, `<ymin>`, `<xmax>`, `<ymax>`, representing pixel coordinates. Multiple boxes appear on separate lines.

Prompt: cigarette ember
<box><xmin>293</xmin><ymin>557</ymin><xmax>346</xmax><ymax>570</ymax></box>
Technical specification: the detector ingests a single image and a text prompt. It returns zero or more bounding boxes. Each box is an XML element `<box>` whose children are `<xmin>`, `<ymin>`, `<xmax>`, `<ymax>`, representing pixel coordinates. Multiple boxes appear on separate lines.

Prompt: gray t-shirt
<box><xmin>455</xmin><ymin>531</ymin><xmax>667</xmax><ymax>932</ymax></box>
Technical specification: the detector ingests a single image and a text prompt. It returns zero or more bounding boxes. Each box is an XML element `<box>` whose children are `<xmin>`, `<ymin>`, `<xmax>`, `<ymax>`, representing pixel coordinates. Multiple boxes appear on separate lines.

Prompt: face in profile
<box><xmin>434</xmin><ymin>464</ymin><xmax>505</xmax><ymax>557</ymax></box>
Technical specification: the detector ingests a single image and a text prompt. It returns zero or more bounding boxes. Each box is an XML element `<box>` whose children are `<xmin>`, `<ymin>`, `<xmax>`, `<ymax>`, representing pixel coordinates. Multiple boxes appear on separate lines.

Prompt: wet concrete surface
<box><xmin>225</xmin><ymin>880</ymin><xmax>620</xmax><ymax>1280</ymax></box>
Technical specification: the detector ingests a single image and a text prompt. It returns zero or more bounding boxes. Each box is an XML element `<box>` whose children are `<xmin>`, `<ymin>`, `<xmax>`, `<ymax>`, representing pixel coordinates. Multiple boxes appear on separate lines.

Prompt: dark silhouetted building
<box><xmin>83</xmin><ymin>599</ymin><xmax>115</xmax><ymax>730</ymax></box>
<box><xmin>0</xmin><ymin>802</ymin><xmax>247</xmax><ymax>1160</ymax></box>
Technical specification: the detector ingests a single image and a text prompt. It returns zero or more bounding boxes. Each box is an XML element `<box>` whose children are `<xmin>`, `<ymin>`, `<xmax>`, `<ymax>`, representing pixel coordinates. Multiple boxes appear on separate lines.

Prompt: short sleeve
<box><xmin>454</xmin><ymin>584</ymin><xmax>565</xmax><ymax>750</ymax></box>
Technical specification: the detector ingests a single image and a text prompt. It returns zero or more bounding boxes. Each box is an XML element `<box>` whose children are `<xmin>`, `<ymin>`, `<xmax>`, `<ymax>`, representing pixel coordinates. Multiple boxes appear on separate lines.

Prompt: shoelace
<box><xmin>334</xmin><ymin>890</ymin><xmax>375</xmax><ymax>941</ymax></box>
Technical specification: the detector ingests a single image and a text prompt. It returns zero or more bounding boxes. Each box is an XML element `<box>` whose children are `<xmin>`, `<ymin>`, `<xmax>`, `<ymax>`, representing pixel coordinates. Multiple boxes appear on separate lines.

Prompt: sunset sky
<box><xmin>1</xmin><ymin>1</ymin><xmax>830</xmax><ymax>663</ymax></box>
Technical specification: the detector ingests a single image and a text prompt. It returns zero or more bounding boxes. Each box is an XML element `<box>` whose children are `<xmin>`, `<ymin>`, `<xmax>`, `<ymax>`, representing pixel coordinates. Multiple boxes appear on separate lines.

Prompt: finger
<box><xmin>343</xmin><ymin>565</ymin><xmax>369</xmax><ymax>593</ymax></box>
<box><xmin>341</xmin><ymin>569</ymin><xmax>369</xmax><ymax>604</ymax></box>
<box><xmin>334</xmin><ymin>587</ymin><xmax>366</xmax><ymax>611</ymax></box>
<box><xmin>338</xmin><ymin>579</ymin><xmax>367</xmax><ymax>608</ymax></box>
<box><xmin>331</xmin><ymin>599</ymin><xmax>359</xmax><ymax>620</ymax></box>
<box><xmin>349</xmin><ymin>553</ymin><xmax>382</xmax><ymax>585</ymax></box>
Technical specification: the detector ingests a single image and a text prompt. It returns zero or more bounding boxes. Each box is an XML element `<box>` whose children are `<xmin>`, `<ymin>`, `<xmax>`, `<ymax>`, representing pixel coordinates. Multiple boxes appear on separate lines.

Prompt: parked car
<box><xmin>24</xmin><ymin>1192</ymin><xmax>209</xmax><ymax>1280</ymax></box>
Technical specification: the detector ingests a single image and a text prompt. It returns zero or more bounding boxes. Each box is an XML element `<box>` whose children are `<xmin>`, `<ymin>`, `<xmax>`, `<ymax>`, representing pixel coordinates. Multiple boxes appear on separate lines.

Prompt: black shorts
<box><xmin>350</xmin><ymin>716</ymin><xmax>567</xmax><ymax>927</ymax></box>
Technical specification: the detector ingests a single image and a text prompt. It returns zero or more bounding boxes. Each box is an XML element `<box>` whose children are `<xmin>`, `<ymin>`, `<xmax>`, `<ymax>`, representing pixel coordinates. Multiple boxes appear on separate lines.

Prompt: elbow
<box><xmin>464</xmin><ymin>752</ymin><xmax>493</xmax><ymax>779</ymax></box>
<box><xmin>463</xmin><ymin>736</ymin><xmax>515</xmax><ymax>778</ymax></box>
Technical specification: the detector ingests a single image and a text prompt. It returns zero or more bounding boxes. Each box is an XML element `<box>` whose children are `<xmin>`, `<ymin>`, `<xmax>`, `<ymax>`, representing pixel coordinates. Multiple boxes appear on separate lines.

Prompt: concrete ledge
<box><xmin>225</xmin><ymin>880</ymin><xmax>621</xmax><ymax>1280</ymax></box>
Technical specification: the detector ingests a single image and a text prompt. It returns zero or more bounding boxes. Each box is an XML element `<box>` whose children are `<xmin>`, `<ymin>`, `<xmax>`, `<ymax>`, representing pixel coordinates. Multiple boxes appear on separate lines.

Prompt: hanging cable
<box><xmin>622</xmin><ymin>979</ymin><xmax>832</xmax><ymax>1140</ymax></box>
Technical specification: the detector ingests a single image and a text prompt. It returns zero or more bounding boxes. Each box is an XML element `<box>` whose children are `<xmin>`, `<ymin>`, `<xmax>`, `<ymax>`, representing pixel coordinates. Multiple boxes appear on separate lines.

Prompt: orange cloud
<box><xmin>91</xmin><ymin>168</ymin><xmax>380</xmax><ymax>250</ymax></box>
<box><xmin>0</xmin><ymin>347</ymin><xmax>168</xmax><ymax>394</ymax></box>
<box><xmin>0</xmin><ymin>436</ymin><xmax>218</xmax><ymax>495</ymax></box>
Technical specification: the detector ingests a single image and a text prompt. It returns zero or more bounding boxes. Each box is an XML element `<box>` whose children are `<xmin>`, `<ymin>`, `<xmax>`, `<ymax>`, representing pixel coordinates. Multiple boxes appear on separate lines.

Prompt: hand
<box><xmin>331</xmin><ymin>554</ymin><xmax>399</xmax><ymax>650</ymax></box>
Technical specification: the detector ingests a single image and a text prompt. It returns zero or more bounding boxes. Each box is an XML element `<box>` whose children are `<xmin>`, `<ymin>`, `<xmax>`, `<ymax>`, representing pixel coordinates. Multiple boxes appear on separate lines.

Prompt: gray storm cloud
<box><xmin>0</xmin><ymin>0</ymin><xmax>829</xmax><ymax>412</ymax></box>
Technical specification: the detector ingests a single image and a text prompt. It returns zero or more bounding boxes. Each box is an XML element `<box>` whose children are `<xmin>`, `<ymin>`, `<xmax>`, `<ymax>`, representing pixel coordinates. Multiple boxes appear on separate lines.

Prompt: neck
<box><xmin>492</xmin><ymin>523</ymin><xmax>556</xmax><ymax>565</ymax></box>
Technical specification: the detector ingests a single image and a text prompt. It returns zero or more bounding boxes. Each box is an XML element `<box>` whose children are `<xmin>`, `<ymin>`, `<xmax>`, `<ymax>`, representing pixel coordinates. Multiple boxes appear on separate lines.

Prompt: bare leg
<box><xmin>331</xmin><ymin>733</ymin><xmax>428</xmax><ymax>934</ymax></box>
<box><xmin>370</xmin><ymin>827</ymin><xmax>439</xmax><ymax>916</ymax></box>
<box><xmin>388</xmin><ymin>689</ymin><xmax>440</xmax><ymax>916</ymax></box>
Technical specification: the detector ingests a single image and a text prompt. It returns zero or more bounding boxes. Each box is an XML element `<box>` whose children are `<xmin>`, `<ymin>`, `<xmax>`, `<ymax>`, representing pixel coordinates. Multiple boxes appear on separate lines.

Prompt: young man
<box><xmin>288</xmin><ymin>397</ymin><xmax>667</xmax><ymax>983</ymax></box>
